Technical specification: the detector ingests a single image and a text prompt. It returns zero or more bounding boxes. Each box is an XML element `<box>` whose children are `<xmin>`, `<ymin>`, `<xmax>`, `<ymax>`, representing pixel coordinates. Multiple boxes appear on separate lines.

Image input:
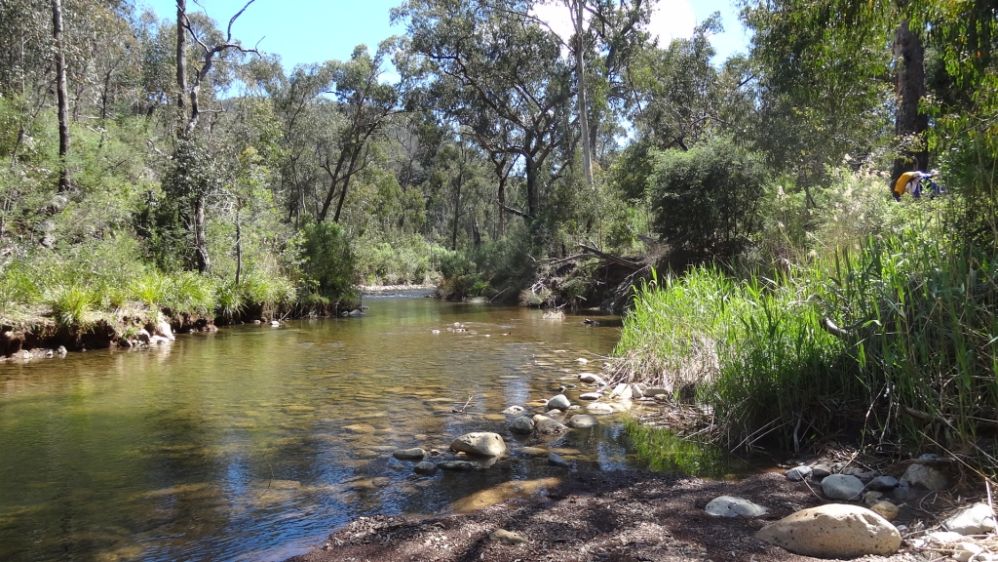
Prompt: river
<box><xmin>0</xmin><ymin>295</ymin><xmax>639</xmax><ymax>561</ymax></box>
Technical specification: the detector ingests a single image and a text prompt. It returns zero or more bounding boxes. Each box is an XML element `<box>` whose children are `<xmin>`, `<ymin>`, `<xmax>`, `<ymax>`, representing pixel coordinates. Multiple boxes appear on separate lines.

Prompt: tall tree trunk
<box><xmin>234</xmin><ymin>205</ymin><xmax>242</xmax><ymax>284</ymax></box>
<box><xmin>176</xmin><ymin>0</ymin><xmax>187</xmax><ymax>133</ymax></box>
<box><xmin>52</xmin><ymin>0</ymin><xmax>70</xmax><ymax>192</ymax></box>
<box><xmin>451</xmin><ymin>147</ymin><xmax>465</xmax><ymax>251</ymax></box>
<box><xmin>525</xmin><ymin>154</ymin><xmax>538</xmax><ymax>222</ymax></box>
<box><xmin>572</xmin><ymin>0</ymin><xmax>594</xmax><ymax>187</ymax></box>
<box><xmin>193</xmin><ymin>196</ymin><xmax>210</xmax><ymax>273</ymax></box>
<box><xmin>891</xmin><ymin>19</ymin><xmax>928</xmax><ymax>181</ymax></box>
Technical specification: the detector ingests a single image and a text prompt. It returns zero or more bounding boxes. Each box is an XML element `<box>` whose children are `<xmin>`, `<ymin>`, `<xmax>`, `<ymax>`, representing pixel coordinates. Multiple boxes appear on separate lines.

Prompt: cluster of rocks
<box><xmin>0</xmin><ymin>345</ymin><xmax>68</xmax><ymax>362</ymax></box>
<box><xmin>703</xmin><ymin>454</ymin><xmax>997</xmax><ymax>559</ymax></box>
<box><xmin>391</xmin><ymin>359</ymin><xmax>635</xmax><ymax>476</ymax></box>
<box><xmin>117</xmin><ymin>319</ymin><xmax>181</xmax><ymax>349</ymax></box>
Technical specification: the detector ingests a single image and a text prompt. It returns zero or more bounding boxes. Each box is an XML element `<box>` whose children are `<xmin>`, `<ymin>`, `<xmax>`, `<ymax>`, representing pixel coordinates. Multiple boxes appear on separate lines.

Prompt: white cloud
<box><xmin>529</xmin><ymin>0</ymin><xmax>697</xmax><ymax>50</ymax></box>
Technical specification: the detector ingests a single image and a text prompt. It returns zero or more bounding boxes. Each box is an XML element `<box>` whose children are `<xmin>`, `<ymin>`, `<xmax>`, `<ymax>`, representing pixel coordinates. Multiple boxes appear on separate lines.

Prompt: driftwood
<box><xmin>576</xmin><ymin>243</ymin><xmax>643</xmax><ymax>270</ymax></box>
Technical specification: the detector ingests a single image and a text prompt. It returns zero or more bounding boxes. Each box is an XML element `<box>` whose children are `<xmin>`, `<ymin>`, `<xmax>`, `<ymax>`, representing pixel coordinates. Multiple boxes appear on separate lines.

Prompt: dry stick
<box><xmin>453</xmin><ymin>394</ymin><xmax>474</xmax><ymax>414</ymax></box>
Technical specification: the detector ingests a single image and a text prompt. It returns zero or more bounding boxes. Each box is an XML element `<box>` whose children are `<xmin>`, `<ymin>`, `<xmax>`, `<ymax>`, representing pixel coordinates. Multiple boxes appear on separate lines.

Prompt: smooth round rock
<box><xmin>579</xmin><ymin>392</ymin><xmax>601</xmax><ymax>401</ymax></box>
<box><xmin>450</xmin><ymin>432</ymin><xmax>507</xmax><ymax>457</ymax></box>
<box><xmin>502</xmin><ymin>405</ymin><xmax>526</xmax><ymax>416</ymax></box>
<box><xmin>821</xmin><ymin>474</ymin><xmax>865</xmax><ymax>500</ymax></box>
<box><xmin>532</xmin><ymin>414</ymin><xmax>568</xmax><ymax>435</ymax></box>
<box><xmin>867</xmin><ymin>475</ymin><xmax>900</xmax><ymax>491</ymax></box>
<box><xmin>438</xmin><ymin>460</ymin><xmax>476</xmax><ymax>471</ymax></box>
<box><xmin>757</xmin><ymin>504</ymin><xmax>902</xmax><ymax>558</ymax></box>
<box><xmin>509</xmin><ymin>416</ymin><xmax>535</xmax><ymax>434</ymax></box>
<box><xmin>546</xmin><ymin>394</ymin><xmax>571</xmax><ymax>410</ymax></box>
<box><xmin>392</xmin><ymin>448</ymin><xmax>426</xmax><ymax>461</ymax></box>
<box><xmin>705</xmin><ymin>496</ymin><xmax>768</xmax><ymax>518</ymax></box>
<box><xmin>785</xmin><ymin>465</ymin><xmax>812</xmax><ymax>482</ymax></box>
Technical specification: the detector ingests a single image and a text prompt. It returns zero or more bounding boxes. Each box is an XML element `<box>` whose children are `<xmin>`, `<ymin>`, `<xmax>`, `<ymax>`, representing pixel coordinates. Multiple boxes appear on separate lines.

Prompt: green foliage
<box><xmin>48</xmin><ymin>286</ymin><xmax>93</xmax><ymax>329</ymax></box>
<box><xmin>300</xmin><ymin>222</ymin><xmax>356</xmax><ymax>299</ymax></box>
<box><xmin>353</xmin><ymin>235</ymin><xmax>447</xmax><ymax>285</ymax></box>
<box><xmin>616</xmin><ymin>204</ymin><xmax>998</xmax><ymax>459</ymax></box>
<box><xmin>623</xmin><ymin>418</ymin><xmax>747</xmax><ymax>477</ymax></box>
<box><xmin>649</xmin><ymin>137</ymin><xmax>768</xmax><ymax>261</ymax></box>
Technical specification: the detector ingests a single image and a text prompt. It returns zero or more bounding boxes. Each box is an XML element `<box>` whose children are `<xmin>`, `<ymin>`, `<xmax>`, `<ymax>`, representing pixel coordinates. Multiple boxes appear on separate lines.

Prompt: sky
<box><xmin>140</xmin><ymin>0</ymin><xmax>751</xmax><ymax>71</ymax></box>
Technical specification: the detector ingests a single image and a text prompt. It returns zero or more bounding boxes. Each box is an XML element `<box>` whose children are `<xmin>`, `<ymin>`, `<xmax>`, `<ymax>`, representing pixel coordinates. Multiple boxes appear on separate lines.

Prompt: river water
<box><xmin>0</xmin><ymin>295</ymin><xmax>640</xmax><ymax>562</ymax></box>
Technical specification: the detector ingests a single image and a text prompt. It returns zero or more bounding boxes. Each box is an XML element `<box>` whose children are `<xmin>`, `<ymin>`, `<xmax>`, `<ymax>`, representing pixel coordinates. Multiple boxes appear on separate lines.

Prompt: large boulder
<box><xmin>821</xmin><ymin>474</ymin><xmax>865</xmax><ymax>500</ymax></box>
<box><xmin>757</xmin><ymin>504</ymin><xmax>902</xmax><ymax>558</ymax></box>
<box><xmin>704</xmin><ymin>496</ymin><xmax>768</xmax><ymax>518</ymax></box>
<box><xmin>450</xmin><ymin>432</ymin><xmax>507</xmax><ymax>457</ymax></box>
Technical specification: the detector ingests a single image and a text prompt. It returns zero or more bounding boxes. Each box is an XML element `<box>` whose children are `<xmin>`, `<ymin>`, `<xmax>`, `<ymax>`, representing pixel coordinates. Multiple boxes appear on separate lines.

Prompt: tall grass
<box><xmin>615</xmin><ymin>217</ymin><xmax>998</xmax><ymax>462</ymax></box>
<box><xmin>48</xmin><ymin>286</ymin><xmax>94</xmax><ymax>329</ymax></box>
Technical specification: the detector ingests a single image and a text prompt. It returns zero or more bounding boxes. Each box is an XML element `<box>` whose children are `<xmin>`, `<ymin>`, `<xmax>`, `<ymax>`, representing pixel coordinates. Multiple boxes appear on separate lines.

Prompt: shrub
<box><xmin>649</xmin><ymin>136</ymin><xmax>767</xmax><ymax>262</ymax></box>
<box><xmin>49</xmin><ymin>286</ymin><xmax>93</xmax><ymax>329</ymax></box>
<box><xmin>300</xmin><ymin>222</ymin><xmax>355</xmax><ymax>299</ymax></box>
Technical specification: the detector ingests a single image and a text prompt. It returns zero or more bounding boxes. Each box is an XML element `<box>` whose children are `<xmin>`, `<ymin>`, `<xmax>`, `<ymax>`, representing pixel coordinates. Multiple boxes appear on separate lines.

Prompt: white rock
<box><xmin>954</xmin><ymin>541</ymin><xmax>985</xmax><ymax>562</ymax></box>
<box><xmin>901</xmin><ymin>462</ymin><xmax>949</xmax><ymax>490</ymax></box>
<box><xmin>821</xmin><ymin>474</ymin><xmax>865</xmax><ymax>500</ymax></box>
<box><xmin>944</xmin><ymin>503</ymin><xmax>997</xmax><ymax>536</ymax></box>
<box><xmin>449</xmin><ymin>432</ymin><xmax>507</xmax><ymax>457</ymax></box>
<box><xmin>609</xmin><ymin>383</ymin><xmax>632</xmax><ymax>401</ymax></box>
<box><xmin>756</xmin><ymin>504</ymin><xmax>901</xmax><ymax>558</ymax></box>
<box><xmin>546</xmin><ymin>394</ymin><xmax>571</xmax><ymax>410</ymax></box>
<box><xmin>567</xmin><ymin>414</ymin><xmax>597</xmax><ymax>429</ymax></box>
<box><xmin>705</xmin><ymin>496</ymin><xmax>768</xmax><ymax>518</ymax></box>
<box><xmin>502</xmin><ymin>405</ymin><xmax>527</xmax><ymax>416</ymax></box>
<box><xmin>154</xmin><ymin>320</ymin><xmax>175</xmax><ymax>341</ymax></box>
<box><xmin>575</xmin><ymin>357</ymin><xmax>589</xmax><ymax>365</ymax></box>
<box><xmin>586</xmin><ymin>402</ymin><xmax>615</xmax><ymax>415</ymax></box>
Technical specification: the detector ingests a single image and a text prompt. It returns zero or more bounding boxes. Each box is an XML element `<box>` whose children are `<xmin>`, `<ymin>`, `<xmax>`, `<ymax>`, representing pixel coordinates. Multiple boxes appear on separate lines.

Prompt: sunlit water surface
<box><xmin>0</xmin><ymin>296</ymin><xmax>642</xmax><ymax>562</ymax></box>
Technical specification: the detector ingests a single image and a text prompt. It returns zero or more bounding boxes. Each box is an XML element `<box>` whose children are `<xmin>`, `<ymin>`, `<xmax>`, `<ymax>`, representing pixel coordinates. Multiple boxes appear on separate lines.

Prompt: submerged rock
<box><xmin>579</xmin><ymin>392</ymin><xmax>601</xmax><ymax>401</ymax></box>
<box><xmin>450</xmin><ymin>432</ymin><xmax>507</xmax><ymax>457</ymax></box>
<box><xmin>438</xmin><ymin>460</ymin><xmax>477</xmax><ymax>471</ymax></box>
<box><xmin>585</xmin><ymin>402</ymin><xmax>614</xmax><ymax>415</ymax></box>
<box><xmin>705</xmin><ymin>496</ymin><xmax>768</xmax><ymax>518</ymax></box>
<box><xmin>502</xmin><ymin>405</ymin><xmax>527</xmax><ymax>416</ymax></box>
<box><xmin>567</xmin><ymin>414</ymin><xmax>597</xmax><ymax>429</ymax></box>
<box><xmin>547</xmin><ymin>453</ymin><xmax>571</xmax><ymax>468</ymax></box>
<box><xmin>413</xmin><ymin>461</ymin><xmax>437</xmax><ymax>475</ymax></box>
<box><xmin>578</xmin><ymin>373</ymin><xmax>606</xmax><ymax>386</ymax></box>
<box><xmin>757</xmin><ymin>504</ymin><xmax>901</xmax><ymax>558</ymax></box>
<box><xmin>532</xmin><ymin>414</ymin><xmax>568</xmax><ymax>435</ymax></box>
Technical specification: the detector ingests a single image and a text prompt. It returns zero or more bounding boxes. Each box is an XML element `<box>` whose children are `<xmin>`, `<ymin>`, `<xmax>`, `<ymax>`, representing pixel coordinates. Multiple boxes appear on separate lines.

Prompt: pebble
<box><xmin>392</xmin><ymin>448</ymin><xmax>426</xmax><ymax>461</ymax></box>
<box><xmin>413</xmin><ymin>461</ymin><xmax>437</xmax><ymax>475</ymax></box>
<box><xmin>821</xmin><ymin>474</ymin><xmax>865</xmax><ymax>500</ymax></box>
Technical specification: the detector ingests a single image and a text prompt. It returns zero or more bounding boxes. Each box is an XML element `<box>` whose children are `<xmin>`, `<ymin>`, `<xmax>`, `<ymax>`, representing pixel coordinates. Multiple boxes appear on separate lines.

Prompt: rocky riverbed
<box><xmin>287</xmin><ymin>335</ymin><xmax>997</xmax><ymax>562</ymax></box>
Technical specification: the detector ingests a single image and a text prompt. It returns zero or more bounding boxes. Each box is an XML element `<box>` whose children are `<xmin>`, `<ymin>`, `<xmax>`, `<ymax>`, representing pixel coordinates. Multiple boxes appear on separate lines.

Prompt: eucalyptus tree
<box><xmin>395</xmin><ymin>0</ymin><xmax>573</xmax><ymax>239</ymax></box>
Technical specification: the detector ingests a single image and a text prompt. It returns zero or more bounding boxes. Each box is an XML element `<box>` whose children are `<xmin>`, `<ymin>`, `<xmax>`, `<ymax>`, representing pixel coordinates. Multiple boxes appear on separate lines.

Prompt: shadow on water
<box><xmin>0</xmin><ymin>297</ymin><xmax>737</xmax><ymax>562</ymax></box>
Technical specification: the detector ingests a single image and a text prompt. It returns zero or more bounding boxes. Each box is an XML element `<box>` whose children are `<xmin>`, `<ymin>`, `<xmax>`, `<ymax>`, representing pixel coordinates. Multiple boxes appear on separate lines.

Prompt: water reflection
<box><xmin>0</xmin><ymin>298</ymin><xmax>632</xmax><ymax>562</ymax></box>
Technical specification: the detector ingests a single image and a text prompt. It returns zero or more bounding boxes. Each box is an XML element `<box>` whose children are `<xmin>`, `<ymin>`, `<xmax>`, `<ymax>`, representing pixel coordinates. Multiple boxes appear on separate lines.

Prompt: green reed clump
<box><xmin>48</xmin><ymin>286</ymin><xmax>94</xmax><ymax>329</ymax></box>
<box><xmin>615</xmin><ymin>217</ymin><xmax>997</xmax><ymax>460</ymax></box>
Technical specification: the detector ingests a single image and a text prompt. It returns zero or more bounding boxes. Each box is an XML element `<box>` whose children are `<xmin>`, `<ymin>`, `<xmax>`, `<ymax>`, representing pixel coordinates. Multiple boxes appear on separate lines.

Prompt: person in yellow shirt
<box><xmin>893</xmin><ymin>170</ymin><xmax>937</xmax><ymax>201</ymax></box>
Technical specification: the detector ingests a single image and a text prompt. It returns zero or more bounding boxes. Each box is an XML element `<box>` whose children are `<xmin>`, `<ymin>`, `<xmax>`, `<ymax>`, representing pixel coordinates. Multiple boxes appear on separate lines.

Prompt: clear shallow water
<box><xmin>0</xmin><ymin>297</ymin><xmax>633</xmax><ymax>562</ymax></box>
